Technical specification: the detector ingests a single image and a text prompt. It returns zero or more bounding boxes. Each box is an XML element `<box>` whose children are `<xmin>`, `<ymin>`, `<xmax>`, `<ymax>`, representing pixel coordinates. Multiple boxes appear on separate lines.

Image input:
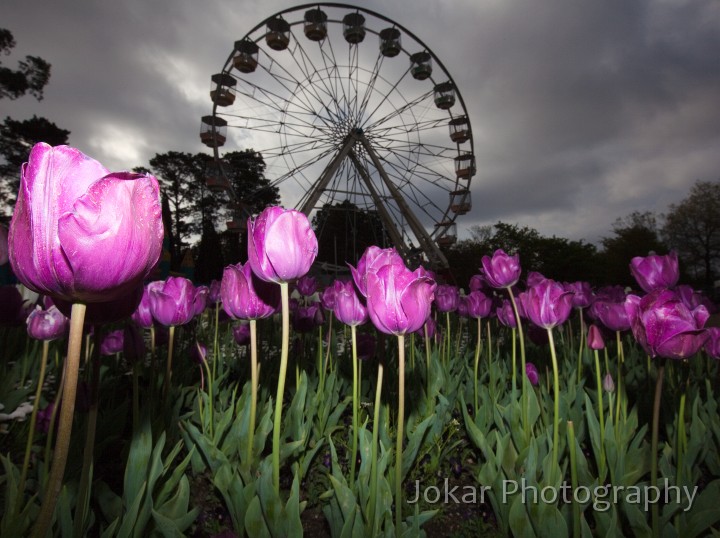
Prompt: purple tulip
<box><xmin>480</xmin><ymin>249</ymin><xmax>521</xmax><ymax>289</ymax></box>
<box><xmin>468</xmin><ymin>274</ymin><xmax>486</xmax><ymax>292</ymax></box>
<box><xmin>191</xmin><ymin>341</ymin><xmax>207</xmax><ymax>364</ymax></box>
<box><xmin>521</xmin><ymin>278</ymin><xmax>574</xmax><ymax>329</ymax></box>
<box><xmin>465</xmin><ymin>290</ymin><xmax>493</xmax><ymax>319</ymax></box>
<box><xmin>625</xmin><ymin>288</ymin><xmax>710</xmax><ymax>359</ymax></box>
<box><xmin>0</xmin><ymin>224</ymin><xmax>8</xmax><ymax>265</ymax></box>
<box><xmin>332</xmin><ymin>279</ymin><xmax>368</xmax><ymax>326</ymax></box>
<box><xmin>587</xmin><ymin>324</ymin><xmax>605</xmax><ymax>350</ymax></box>
<box><xmin>100</xmin><ymin>329</ymin><xmax>124</xmax><ymax>356</ymax></box>
<box><xmin>8</xmin><ymin>143</ymin><xmax>163</xmax><ymax>303</ymax></box>
<box><xmin>496</xmin><ymin>300</ymin><xmax>517</xmax><ymax>328</ymax></box>
<box><xmin>416</xmin><ymin>316</ymin><xmax>437</xmax><ymax>340</ymax></box>
<box><xmin>208</xmin><ymin>279</ymin><xmax>222</xmax><ymax>304</ymax></box>
<box><xmin>526</xmin><ymin>271</ymin><xmax>547</xmax><ymax>288</ymax></box>
<box><xmin>603</xmin><ymin>373</ymin><xmax>615</xmax><ymax>393</ymax></box>
<box><xmin>296</xmin><ymin>275</ymin><xmax>318</xmax><ymax>297</ymax></box>
<box><xmin>349</xmin><ymin>245</ymin><xmax>406</xmax><ymax>297</ymax></box>
<box><xmin>457</xmin><ymin>296</ymin><xmax>469</xmax><ymax>317</ymax></box>
<box><xmin>131</xmin><ymin>285</ymin><xmax>154</xmax><ymax>328</ymax></box>
<box><xmin>320</xmin><ymin>285</ymin><xmax>337</xmax><ymax>311</ymax></box>
<box><xmin>677</xmin><ymin>285</ymin><xmax>717</xmax><ymax>314</ymax></box>
<box><xmin>630</xmin><ymin>252</ymin><xmax>679</xmax><ymax>293</ymax></box>
<box><xmin>193</xmin><ymin>285</ymin><xmax>209</xmax><ymax>316</ymax></box>
<box><xmin>233</xmin><ymin>323</ymin><xmax>251</xmax><ymax>346</ymax></box>
<box><xmin>221</xmin><ymin>262</ymin><xmax>279</xmax><ymax>320</ymax></box>
<box><xmin>36</xmin><ymin>402</ymin><xmax>56</xmax><ymax>434</ymax></box>
<box><xmin>525</xmin><ymin>362</ymin><xmax>539</xmax><ymax>386</ymax></box>
<box><xmin>434</xmin><ymin>285</ymin><xmax>460</xmax><ymax>313</ymax></box>
<box><xmin>595</xmin><ymin>285</ymin><xmax>627</xmax><ymax>303</ymax></box>
<box><xmin>591</xmin><ymin>300</ymin><xmax>631</xmax><ymax>332</ymax></box>
<box><xmin>148</xmin><ymin>277</ymin><xmax>196</xmax><ymax>326</ymax></box>
<box><xmin>292</xmin><ymin>302</ymin><xmax>325</xmax><ymax>333</ymax></box>
<box><xmin>704</xmin><ymin>327</ymin><xmax>720</xmax><ymax>359</ymax></box>
<box><xmin>26</xmin><ymin>305</ymin><xmax>69</xmax><ymax>341</ymax></box>
<box><xmin>247</xmin><ymin>206</ymin><xmax>318</xmax><ymax>283</ymax></box>
<box><xmin>364</xmin><ymin>262</ymin><xmax>436</xmax><ymax>335</ymax></box>
<box><xmin>565</xmin><ymin>281</ymin><xmax>594</xmax><ymax>309</ymax></box>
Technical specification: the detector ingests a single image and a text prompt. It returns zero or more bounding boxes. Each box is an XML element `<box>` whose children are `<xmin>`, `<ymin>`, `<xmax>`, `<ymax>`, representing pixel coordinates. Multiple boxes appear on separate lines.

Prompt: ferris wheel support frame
<box><xmin>357</xmin><ymin>133</ymin><xmax>449</xmax><ymax>269</ymax></box>
<box><xmin>347</xmin><ymin>150</ymin><xmax>410</xmax><ymax>260</ymax></box>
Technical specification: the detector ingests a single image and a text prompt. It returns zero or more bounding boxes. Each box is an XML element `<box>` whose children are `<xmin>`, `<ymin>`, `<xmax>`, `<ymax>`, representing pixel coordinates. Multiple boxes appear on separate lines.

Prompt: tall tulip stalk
<box><xmin>247</xmin><ymin>206</ymin><xmax>318</xmax><ymax>493</ymax></box>
<box><xmin>220</xmin><ymin>261</ymin><xmax>279</xmax><ymax>469</ymax></box>
<box><xmin>148</xmin><ymin>276</ymin><xmax>197</xmax><ymax>405</ymax></box>
<box><xmin>8</xmin><ymin>143</ymin><xmax>163</xmax><ymax>538</ymax></box>
<box><xmin>352</xmin><ymin>247</ymin><xmax>436</xmax><ymax>536</ymax></box>
<box><xmin>331</xmin><ymin>279</ymin><xmax>369</xmax><ymax>485</ymax></box>
<box><xmin>625</xmin><ymin>286</ymin><xmax>708</xmax><ymax>538</ymax></box>
<box><xmin>481</xmin><ymin>250</ymin><xmax>528</xmax><ymax>435</ymax></box>
<box><xmin>521</xmin><ymin>277</ymin><xmax>574</xmax><ymax>469</ymax></box>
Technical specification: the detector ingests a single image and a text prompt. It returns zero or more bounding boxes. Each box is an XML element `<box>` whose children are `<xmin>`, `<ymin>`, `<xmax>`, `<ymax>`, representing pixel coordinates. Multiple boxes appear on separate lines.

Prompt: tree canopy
<box><xmin>663</xmin><ymin>180</ymin><xmax>720</xmax><ymax>290</ymax></box>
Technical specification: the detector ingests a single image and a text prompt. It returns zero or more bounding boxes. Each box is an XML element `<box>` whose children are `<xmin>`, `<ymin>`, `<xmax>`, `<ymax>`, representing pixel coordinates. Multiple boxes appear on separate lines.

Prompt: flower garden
<box><xmin>2</xmin><ymin>144</ymin><xmax>720</xmax><ymax>537</ymax></box>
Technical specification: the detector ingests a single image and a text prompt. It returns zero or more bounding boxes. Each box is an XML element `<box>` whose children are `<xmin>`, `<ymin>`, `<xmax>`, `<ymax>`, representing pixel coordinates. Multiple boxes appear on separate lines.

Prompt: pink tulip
<box><xmin>8</xmin><ymin>143</ymin><xmax>163</xmax><ymax>303</ymax></box>
<box><xmin>247</xmin><ymin>206</ymin><xmax>318</xmax><ymax>283</ymax></box>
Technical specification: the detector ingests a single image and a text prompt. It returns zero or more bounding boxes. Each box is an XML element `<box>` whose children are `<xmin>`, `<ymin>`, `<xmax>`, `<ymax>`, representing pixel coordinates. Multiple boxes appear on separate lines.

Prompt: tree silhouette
<box><xmin>0</xmin><ymin>28</ymin><xmax>69</xmax><ymax>216</ymax></box>
<box><xmin>599</xmin><ymin>211</ymin><xmax>668</xmax><ymax>288</ymax></box>
<box><xmin>0</xmin><ymin>29</ymin><xmax>51</xmax><ymax>101</ymax></box>
<box><xmin>663</xmin><ymin>180</ymin><xmax>720</xmax><ymax>290</ymax></box>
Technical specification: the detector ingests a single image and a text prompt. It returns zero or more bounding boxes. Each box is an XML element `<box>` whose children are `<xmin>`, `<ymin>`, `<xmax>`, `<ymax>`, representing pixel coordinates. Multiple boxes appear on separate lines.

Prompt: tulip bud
<box><xmin>587</xmin><ymin>324</ymin><xmax>605</xmax><ymax>350</ymax></box>
<box><xmin>603</xmin><ymin>373</ymin><xmax>615</xmax><ymax>393</ymax></box>
<box><xmin>525</xmin><ymin>362</ymin><xmax>539</xmax><ymax>386</ymax></box>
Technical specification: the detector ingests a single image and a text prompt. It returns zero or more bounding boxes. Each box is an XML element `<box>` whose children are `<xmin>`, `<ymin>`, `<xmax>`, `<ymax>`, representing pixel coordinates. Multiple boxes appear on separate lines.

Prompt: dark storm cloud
<box><xmin>1</xmin><ymin>0</ymin><xmax>719</xmax><ymax>244</ymax></box>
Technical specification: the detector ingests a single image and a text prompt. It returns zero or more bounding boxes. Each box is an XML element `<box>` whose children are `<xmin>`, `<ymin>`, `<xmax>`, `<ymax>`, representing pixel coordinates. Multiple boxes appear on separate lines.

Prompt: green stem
<box><xmin>473</xmin><ymin>317</ymin><xmax>481</xmax><ymax>415</ymax></box>
<box><xmin>651</xmin><ymin>360</ymin><xmax>665</xmax><ymax>538</ymax></box>
<box><xmin>615</xmin><ymin>331</ymin><xmax>623</xmax><ymax>425</ymax></box>
<box><xmin>247</xmin><ymin>320</ymin><xmax>258</xmax><ymax>470</ymax></box>
<box><xmin>272</xmin><ymin>282</ymin><xmax>290</xmax><ymax>494</ymax></box>
<box><xmin>511</xmin><ymin>327</ymin><xmax>517</xmax><ymax>394</ymax></box>
<box><xmin>508</xmin><ymin>288</ymin><xmax>528</xmax><ymax>442</ymax></box>
<box><xmin>445</xmin><ymin>311</ymin><xmax>451</xmax><ymax>365</ymax></box>
<box><xmin>18</xmin><ymin>339</ymin><xmax>50</xmax><ymax>510</ymax></box>
<box><xmin>350</xmin><ymin>324</ymin><xmax>359</xmax><ymax>486</ymax></box>
<box><xmin>576</xmin><ymin>309</ymin><xmax>585</xmax><ymax>383</ymax></box>
<box><xmin>395</xmin><ymin>334</ymin><xmax>406</xmax><ymax>537</ymax></box>
<box><xmin>32</xmin><ymin>302</ymin><xmax>86</xmax><ymax>538</ymax></box>
<box><xmin>163</xmin><ymin>325</ymin><xmax>176</xmax><ymax>405</ymax></box>
<box><xmin>369</xmin><ymin>359</ymin><xmax>384</xmax><ymax>537</ymax></box>
<box><xmin>213</xmin><ymin>303</ymin><xmax>219</xmax><ymax>381</ymax></box>
<box><xmin>74</xmin><ymin>329</ymin><xmax>102</xmax><ymax>537</ymax></box>
<box><xmin>593</xmin><ymin>349</ymin><xmax>606</xmax><ymax>479</ymax></box>
<box><xmin>675</xmin><ymin>361</ymin><xmax>689</xmax><ymax>528</ymax></box>
<box><xmin>132</xmin><ymin>362</ymin><xmax>139</xmax><ymax>432</ymax></box>
<box><xmin>568</xmin><ymin>421</ymin><xmax>580</xmax><ymax>538</ymax></box>
<box><xmin>546</xmin><ymin>327</ymin><xmax>561</xmax><ymax>467</ymax></box>
<box><xmin>424</xmin><ymin>323</ymin><xmax>431</xmax><ymax>397</ymax></box>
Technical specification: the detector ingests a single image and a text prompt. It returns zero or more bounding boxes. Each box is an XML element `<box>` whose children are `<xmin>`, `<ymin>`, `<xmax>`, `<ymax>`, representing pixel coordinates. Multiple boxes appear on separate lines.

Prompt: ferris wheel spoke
<box><xmin>209</xmin><ymin>4</ymin><xmax>473</xmax><ymax>268</ymax></box>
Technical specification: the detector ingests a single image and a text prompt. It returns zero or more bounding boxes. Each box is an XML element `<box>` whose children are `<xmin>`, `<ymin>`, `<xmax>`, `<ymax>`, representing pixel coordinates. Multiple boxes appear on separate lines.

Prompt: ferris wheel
<box><xmin>200</xmin><ymin>3</ymin><xmax>475</xmax><ymax>269</ymax></box>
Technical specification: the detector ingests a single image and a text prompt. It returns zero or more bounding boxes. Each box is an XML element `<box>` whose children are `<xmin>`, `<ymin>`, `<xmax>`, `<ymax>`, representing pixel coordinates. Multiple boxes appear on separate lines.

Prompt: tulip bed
<box><xmin>2</xmin><ymin>250</ymin><xmax>720</xmax><ymax>537</ymax></box>
<box><xmin>1</xmin><ymin>145</ymin><xmax>720</xmax><ymax>537</ymax></box>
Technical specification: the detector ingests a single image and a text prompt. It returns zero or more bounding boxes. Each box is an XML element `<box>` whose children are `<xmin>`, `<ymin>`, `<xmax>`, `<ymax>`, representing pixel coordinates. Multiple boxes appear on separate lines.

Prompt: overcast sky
<box><xmin>2</xmin><ymin>0</ymin><xmax>719</xmax><ymax>246</ymax></box>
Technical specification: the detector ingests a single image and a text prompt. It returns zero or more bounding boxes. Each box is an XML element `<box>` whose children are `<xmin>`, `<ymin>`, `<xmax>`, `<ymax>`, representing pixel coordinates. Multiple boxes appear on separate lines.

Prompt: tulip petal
<box><xmin>57</xmin><ymin>173</ymin><xmax>162</xmax><ymax>301</ymax></box>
